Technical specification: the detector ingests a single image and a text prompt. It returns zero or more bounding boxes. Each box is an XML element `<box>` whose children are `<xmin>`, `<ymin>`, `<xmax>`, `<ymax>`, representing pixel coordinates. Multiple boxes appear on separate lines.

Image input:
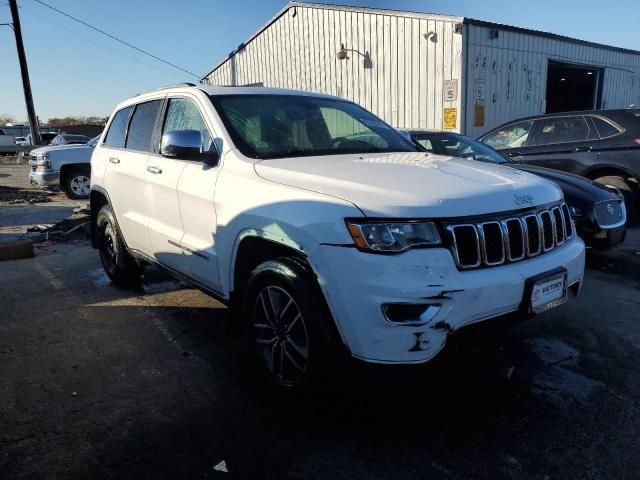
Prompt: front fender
<box><xmin>213</xmin><ymin>156</ymin><xmax>362</xmax><ymax>296</ymax></box>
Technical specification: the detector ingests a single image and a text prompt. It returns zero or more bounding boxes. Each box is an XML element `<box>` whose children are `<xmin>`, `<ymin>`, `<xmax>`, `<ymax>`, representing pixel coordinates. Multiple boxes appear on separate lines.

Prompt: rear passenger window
<box><xmin>532</xmin><ymin>116</ymin><xmax>591</xmax><ymax>145</ymax></box>
<box><xmin>126</xmin><ymin>100</ymin><xmax>162</xmax><ymax>151</ymax></box>
<box><xmin>591</xmin><ymin>117</ymin><xmax>621</xmax><ymax>138</ymax></box>
<box><xmin>104</xmin><ymin>106</ymin><xmax>133</xmax><ymax>148</ymax></box>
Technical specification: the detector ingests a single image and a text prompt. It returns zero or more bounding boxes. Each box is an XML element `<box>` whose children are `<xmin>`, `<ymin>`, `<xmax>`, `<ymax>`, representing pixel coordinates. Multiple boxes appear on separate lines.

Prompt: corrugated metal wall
<box><xmin>203</xmin><ymin>4</ymin><xmax>464</xmax><ymax>132</ymax></box>
<box><xmin>464</xmin><ymin>24</ymin><xmax>640</xmax><ymax>138</ymax></box>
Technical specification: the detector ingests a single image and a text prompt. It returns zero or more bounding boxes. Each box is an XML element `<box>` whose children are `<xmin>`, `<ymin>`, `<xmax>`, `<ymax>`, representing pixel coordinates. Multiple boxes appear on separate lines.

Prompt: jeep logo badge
<box><xmin>514</xmin><ymin>194</ymin><xmax>534</xmax><ymax>206</ymax></box>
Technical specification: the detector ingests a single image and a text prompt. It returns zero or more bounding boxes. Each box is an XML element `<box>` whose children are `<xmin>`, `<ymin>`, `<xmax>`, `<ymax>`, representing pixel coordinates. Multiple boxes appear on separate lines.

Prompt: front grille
<box><xmin>30</xmin><ymin>155</ymin><xmax>37</xmax><ymax>172</ymax></box>
<box><xmin>593</xmin><ymin>199</ymin><xmax>624</xmax><ymax>228</ymax></box>
<box><xmin>446</xmin><ymin>203</ymin><xmax>573</xmax><ymax>269</ymax></box>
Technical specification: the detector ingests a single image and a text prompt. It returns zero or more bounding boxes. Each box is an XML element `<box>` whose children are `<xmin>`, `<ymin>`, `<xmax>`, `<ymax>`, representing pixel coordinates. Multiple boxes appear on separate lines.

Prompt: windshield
<box><xmin>411</xmin><ymin>132</ymin><xmax>510</xmax><ymax>164</ymax></box>
<box><xmin>210</xmin><ymin>94</ymin><xmax>417</xmax><ymax>159</ymax></box>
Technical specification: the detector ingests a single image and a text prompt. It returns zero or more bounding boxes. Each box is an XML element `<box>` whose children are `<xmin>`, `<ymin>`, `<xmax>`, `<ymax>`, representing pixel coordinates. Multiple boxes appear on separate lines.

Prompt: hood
<box><xmin>254</xmin><ymin>152</ymin><xmax>563</xmax><ymax>218</ymax></box>
<box><xmin>512</xmin><ymin>164</ymin><xmax>619</xmax><ymax>206</ymax></box>
<box><xmin>31</xmin><ymin>143</ymin><xmax>91</xmax><ymax>156</ymax></box>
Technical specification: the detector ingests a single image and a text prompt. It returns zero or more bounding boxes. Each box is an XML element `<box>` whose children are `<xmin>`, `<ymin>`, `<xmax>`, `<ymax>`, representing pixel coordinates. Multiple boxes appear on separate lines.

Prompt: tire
<box><xmin>96</xmin><ymin>204</ymin><xmax>141</xmax><ymax>286</ymax></box>
<box><xmin>593</xmin><ymin>175</ymin><xmax>638</xmax><ymax>218</ymax></box>
<box><xmin>242</xmin><ymin>257</ymin><xmax>333</xmax><ymax>389</ymax></box>
<box><xmin>64</xmin><ymin>169</ymin><xmax>91</xmax><ymax>199</ymax></box>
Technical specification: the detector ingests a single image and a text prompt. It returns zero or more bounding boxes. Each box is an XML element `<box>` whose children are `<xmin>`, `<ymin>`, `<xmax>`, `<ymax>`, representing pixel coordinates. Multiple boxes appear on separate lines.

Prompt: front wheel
<box><xmin>65</xmin><ymin>169</ymin><xmax>91</xmax><ymax>199</ymax></box>
<box><xmin>243</xmin><ymin>258</ymin><xmax>332</xmax><ymax>389</ymax></box>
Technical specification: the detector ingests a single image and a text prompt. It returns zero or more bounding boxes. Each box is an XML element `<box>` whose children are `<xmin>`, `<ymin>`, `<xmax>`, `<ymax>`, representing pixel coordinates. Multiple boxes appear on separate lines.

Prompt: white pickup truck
<box><xmin>90</xmin><ymin>84</ymin><xmax>585</xmax><ymax>388</ymax></box>
<box><xmin>29</xmin><ymin>137</ymin><xmax>97</xmax><ymax>199</ymax></box>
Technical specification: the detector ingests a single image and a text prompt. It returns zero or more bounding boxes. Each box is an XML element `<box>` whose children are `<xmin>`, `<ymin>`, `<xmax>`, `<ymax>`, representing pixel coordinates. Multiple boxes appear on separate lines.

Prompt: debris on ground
<box><xmin>0</xmin><ymin>185</ymin><xmax>60</xmax><ymax>203</ymax></box>
<box><xmin>25</xmin><ymin>220</ymin><xmax>91</xmax><ymax>245</ymax></box>
<box><xmin>73</xmin><ymin>204</ymin><xmax>90</xmax><ymax>215</ymax></box>
<box><xmin>33</xmin><ymin>240</ymin><xmax>53</xmax><ymax>248</ymax></box>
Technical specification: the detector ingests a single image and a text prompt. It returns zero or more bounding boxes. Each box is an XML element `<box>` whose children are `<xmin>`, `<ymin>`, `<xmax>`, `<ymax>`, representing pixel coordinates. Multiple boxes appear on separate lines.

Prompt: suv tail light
<box><xmin>634</xmin><ymin>139</ymin><xmax>640</xmax><ymax>145</ymax></box>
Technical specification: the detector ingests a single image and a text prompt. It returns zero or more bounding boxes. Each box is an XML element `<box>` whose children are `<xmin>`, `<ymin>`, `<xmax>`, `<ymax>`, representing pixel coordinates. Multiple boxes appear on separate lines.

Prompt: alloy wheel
<box><xmin>252</xmin><ymin>285</ymin><xmax>309</xmax><ymax>386</ymax></box>
<box><xmin>70</xmin><ymin>175</ymin><xmax>90</xmax><ymax>197</ymax></box>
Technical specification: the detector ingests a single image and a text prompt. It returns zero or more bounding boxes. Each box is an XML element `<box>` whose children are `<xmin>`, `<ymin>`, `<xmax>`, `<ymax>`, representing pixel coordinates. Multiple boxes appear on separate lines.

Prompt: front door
<box><xmin>481</xmin><ymin>119</ymin><xmax>537</xmax><ymax>162</ymax></box>
<box><xmin>147</xmin><ymin>96</ymin><xmax>222</xmax><ymax>290</ymax></box>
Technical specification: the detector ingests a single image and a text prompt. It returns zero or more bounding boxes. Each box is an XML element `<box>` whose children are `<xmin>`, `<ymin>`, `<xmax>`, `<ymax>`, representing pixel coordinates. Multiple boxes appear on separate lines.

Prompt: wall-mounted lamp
<box><xmin>336</xmin><ymin>43</ymin><xmax>373</xmax><ymax>68</ymax></box>
<box><xmin>423</xmin><ymin>31</ymin><xmax>438</xmax><ymax>43</ymax></box>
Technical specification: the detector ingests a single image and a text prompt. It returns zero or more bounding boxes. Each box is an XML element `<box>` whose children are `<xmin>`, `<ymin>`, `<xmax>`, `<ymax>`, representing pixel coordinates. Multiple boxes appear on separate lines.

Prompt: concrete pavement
<box><xmin>0</xmin><ymin>231</ymin><xmax>639</xmax><ymax>479</ymax></box>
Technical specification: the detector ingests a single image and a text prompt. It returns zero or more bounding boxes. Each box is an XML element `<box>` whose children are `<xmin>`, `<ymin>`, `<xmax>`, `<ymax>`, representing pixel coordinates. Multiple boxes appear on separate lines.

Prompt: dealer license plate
<box><xmin>529</xmin><ymin>271</ymin><xmax>567</xmax><ymax>314</ymax></box>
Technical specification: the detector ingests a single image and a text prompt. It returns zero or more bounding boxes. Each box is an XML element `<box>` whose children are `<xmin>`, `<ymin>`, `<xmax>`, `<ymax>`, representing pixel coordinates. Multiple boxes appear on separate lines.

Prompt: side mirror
<box><xmin>160</xmin><ymin>130</ymin><xmax>218</xmax><ymax>165</ymax></box>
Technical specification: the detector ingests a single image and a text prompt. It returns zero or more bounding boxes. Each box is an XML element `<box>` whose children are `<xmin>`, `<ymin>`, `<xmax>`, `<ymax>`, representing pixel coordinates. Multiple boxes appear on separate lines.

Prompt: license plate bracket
<box><xmin>521</xmin><ymin>267</ymin><xmax>568</xmax><ymax>314</ymax></box>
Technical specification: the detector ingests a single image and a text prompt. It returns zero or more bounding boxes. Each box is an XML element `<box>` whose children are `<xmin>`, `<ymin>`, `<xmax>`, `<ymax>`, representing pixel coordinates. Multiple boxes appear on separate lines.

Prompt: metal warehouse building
<box><xmin>202</xmin><ymin>2</ymin><xmax>640</xmax><ymax>137</ymax></box>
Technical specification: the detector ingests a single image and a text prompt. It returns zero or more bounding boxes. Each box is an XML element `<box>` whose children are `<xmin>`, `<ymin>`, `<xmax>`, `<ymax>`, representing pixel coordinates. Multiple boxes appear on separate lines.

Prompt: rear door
<box><xmin>518</xmin><ymin>115</ymin><xmax>599</xmax><ymax>174</ymax></box>
<box><xmin>590</xmin><ymin>113</ymin><xmax>640</xmax><ymax>179</ymax></box>
<box><xmin>101</xmin><ymin>104</ymin><xmax>157</xmax><ymax>253</ymax></box>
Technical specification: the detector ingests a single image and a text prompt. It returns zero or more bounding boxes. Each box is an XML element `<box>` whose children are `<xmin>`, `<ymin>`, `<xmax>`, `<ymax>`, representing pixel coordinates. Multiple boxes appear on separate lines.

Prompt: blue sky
<box><xmin>1</xmin><ymin>0</ymin><xmax>638</xmax><ymax>121</ymax></box>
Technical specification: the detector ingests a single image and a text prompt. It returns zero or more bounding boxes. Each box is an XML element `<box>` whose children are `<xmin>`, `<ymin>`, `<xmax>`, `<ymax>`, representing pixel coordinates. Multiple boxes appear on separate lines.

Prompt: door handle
<box><xmin>108</xmin><ymin>157</ymin><xmax>120</xmax><ymax>164</ymax></box>
<box><xmin>574</xmin><ymin>146</ymin><xmax>591</xmax><ymax>152</ymax></box>
<box><xmin>147</xmin><ymin>166</ymin><xmax>162</xmax><ymax>174</ymax></box>
<box><xmin>506</xmin><ymin>151</ymin><xmax>522</xmax><ymax>157</ymax></box>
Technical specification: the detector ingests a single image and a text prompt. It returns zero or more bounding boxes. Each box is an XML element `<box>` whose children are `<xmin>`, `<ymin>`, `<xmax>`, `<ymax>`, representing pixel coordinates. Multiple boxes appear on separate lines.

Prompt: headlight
<box><xmin>37</xmin><ymin>155</ymin><xmax>50</xmax><ymax>169</ymax></box>
<box><xmin>346</xmin><ymin>220</ymin><xmax>441</xmax><ymax>253</ymax></box>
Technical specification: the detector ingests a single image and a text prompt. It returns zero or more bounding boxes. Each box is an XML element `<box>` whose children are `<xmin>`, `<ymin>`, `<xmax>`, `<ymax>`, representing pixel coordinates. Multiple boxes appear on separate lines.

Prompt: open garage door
<box><xmin>546</xmin><ymin>61</ymin><xmax>603</xmax><ymax>113</ymax></box>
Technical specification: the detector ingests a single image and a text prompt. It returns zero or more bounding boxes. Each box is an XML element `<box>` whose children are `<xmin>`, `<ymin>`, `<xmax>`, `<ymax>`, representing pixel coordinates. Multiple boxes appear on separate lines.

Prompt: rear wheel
<box><xmin>593</xmin><ymin>175</ymin><xmax>638</xmax><ymax>219</ymax></box>
<box><xmin>65</xmin><ymin>169</ymin><xmax>91</xmax><ymax>199</ymax></box>
<box><xmin>96</xmin><ymin>204</ymin><xmax>141</xmax><ymax>285</ymax></box>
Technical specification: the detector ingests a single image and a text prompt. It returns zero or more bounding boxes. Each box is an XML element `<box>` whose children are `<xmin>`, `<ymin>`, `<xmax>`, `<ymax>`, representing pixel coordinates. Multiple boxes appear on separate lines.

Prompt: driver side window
<box><xmin>482</xmin><ymin>120</ymin><xmax>535</xmax><ymax>150</ymax></box>
<box><xmin>163</xmin><ymin>98</ymin><xmax>214</xmax><ymax>153</ymax></box>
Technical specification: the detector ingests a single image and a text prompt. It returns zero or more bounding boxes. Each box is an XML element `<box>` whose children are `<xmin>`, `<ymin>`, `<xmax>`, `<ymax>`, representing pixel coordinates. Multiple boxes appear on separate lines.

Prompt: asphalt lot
<box><xmin>1</xmin><ymin>161</ymin><xmax>640</xmax><ymax>479</ymax></box>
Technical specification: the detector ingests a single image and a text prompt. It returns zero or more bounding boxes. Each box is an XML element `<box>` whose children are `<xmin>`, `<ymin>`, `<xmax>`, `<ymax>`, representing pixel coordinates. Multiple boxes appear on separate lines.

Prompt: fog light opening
<box><xmin>382</xmin><ymin>303</ymin><xmax>441</xmax><ymax>326</ymax></box>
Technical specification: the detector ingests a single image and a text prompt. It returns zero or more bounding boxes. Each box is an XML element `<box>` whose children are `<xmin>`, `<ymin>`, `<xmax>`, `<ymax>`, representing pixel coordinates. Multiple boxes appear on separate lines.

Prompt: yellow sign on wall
<box><xmin>443</xmin><ymin>108</ymin><xmax>457</xmax><ymax>130</ymax></box>
<box><xmin>474</xmin><ymin>103</ymin><xmax>485</xmax><ymax>127</ymax></box>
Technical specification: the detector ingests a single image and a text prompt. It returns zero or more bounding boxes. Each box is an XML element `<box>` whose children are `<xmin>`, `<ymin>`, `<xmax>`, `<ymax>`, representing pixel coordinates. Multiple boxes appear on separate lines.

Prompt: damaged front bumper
<box><xmin>310</xmin><ymin>236</ymin><xmax>585</xmax><ymax>364</ymax></box>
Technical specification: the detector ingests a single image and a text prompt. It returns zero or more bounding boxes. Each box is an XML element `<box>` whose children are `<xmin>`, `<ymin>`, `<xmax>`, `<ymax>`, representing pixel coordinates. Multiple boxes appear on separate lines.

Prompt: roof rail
<box><xmin>136</xmin><ymin>82</ymin><xmax>197</xmax><ymax>96</ymax></box>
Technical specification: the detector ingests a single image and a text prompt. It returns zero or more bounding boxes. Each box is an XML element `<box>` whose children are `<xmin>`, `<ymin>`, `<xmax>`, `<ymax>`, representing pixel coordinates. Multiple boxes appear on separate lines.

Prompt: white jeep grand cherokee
<box><xmin>90</xmin><ymin>84</ymin><xmax>585</xmax><ymax>388</ymax></box>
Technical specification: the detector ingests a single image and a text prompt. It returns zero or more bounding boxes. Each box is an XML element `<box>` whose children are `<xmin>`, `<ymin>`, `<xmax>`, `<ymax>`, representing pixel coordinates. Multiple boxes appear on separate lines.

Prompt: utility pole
<box><xmin>8</xmin><ymin>0</ymin><xmax>41</xmax><ymax>145</ymax></box>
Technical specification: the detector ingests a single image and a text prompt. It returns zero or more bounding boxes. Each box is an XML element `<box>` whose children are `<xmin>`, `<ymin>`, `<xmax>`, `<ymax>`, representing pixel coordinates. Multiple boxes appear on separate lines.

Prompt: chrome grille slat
<box><xmin>539</xmin><ymin>211</ymin><xmax>554</xmax><ymax>251</ymax></box>
<box><xmin>524</xmin><ymin>214</ymin><xmax>542</xmax><ymax>257</ymax></box>
<box><xmin>551</xmin><ymin>207</ymin><xmax>565</xmax><ymax>245</ymax></box>
<box><xmin>448</xmin><ymin>203</ymin><xmax>571</xmax><ymax>269</ymax></box>
<box><xmin>561</xmin><ymin>204</ymin><xmax>574</xmax><ymax>239</ymax></box>
<box><xmin>502</xmin><ymin>218</ymin><xmax>525</xmax><ymax>261</ymax></box>
<box><xmin>447</xmin><ymin>224</ymin><xmax>480</xmax><ymax>268</ymax></box>
<box><xmin>478</xmin><ymin>221</ymin><xmax>505</xmax><ymax>265</ymax></box>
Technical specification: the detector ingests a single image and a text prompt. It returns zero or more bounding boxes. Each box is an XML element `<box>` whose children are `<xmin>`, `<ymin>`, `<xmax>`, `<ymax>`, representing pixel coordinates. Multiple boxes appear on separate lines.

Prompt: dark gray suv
<box><xmin>479</xmin><ymin>109</ymin><xmax>640</xmax><ymax>214</ymax></box>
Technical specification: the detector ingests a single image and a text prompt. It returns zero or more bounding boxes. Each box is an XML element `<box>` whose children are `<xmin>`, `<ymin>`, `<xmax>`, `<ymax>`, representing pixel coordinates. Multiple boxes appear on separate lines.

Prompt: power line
<box><xmin>32</xmin><ymin>0</ymin><xmax>200</xmax><ymax>79</ymax></box>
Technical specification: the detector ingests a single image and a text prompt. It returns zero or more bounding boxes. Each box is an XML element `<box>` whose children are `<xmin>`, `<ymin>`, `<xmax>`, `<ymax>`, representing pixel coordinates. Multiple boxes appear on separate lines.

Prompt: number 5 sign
<box><xmin>444</xmin><ymin>79</ymin><xmax>458</xmax><ymax>102</ymax></box>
